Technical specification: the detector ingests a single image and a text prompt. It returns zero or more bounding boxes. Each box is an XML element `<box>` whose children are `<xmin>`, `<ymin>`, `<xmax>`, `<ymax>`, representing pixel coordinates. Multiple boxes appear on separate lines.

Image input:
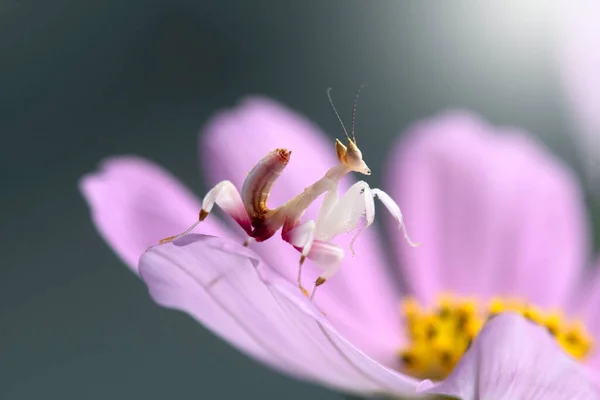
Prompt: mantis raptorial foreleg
<box><xmin>370</xmin><ymin>188</ymin><xmax>419</xmax><ymax>248</ymax></box>
<box><xmin>316</xmin><ymin>181</ymin><xmax>375</xmax><ymax>253</ymax></box>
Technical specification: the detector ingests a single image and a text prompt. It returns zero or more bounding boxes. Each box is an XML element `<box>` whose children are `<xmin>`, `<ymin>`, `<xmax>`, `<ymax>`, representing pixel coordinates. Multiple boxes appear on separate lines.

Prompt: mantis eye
<box><xmin>346</xmin><ymin>138</ymin><xmax>363</xmax><ymax>162</ymax></box>
<box><xmin>335</xmin><ymin>138</ymin><xmax>370</xmax><ymax>174</ymax></box>
<box><xmin>344</xmin><ymin>139</ymin><xmax>371</xmax><ymax>175</ymax></box>
<box><xmin>336</xmin><ymin>139</ymin><xmax>347</xmax><ymax>162</ymax></box>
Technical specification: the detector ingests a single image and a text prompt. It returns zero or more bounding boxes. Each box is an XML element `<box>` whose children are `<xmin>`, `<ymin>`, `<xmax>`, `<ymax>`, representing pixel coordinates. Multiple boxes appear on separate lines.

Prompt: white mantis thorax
<box><xmin>160</xmin><ymin>88</ymin><xmax>418</xmax><ymax>301</ymax></box>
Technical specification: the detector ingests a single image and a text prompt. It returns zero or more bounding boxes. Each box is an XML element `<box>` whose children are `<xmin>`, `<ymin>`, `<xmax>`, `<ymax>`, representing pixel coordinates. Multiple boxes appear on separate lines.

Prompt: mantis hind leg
<box><xmin>159</xmin><ymin>180</ymin><xmax>253</xmax><ymax>244</ymax></box>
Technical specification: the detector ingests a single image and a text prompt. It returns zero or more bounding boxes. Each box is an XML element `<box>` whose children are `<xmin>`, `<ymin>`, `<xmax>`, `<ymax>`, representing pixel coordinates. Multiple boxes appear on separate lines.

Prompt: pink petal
<box><xmin>419</xmin><ymin>313</ymin><xmax>600</xmax><ymax>399</ymax></box>
<box><xmin>584</xmin><ymin>353</ymin><xmax>600</xmax><ymax>389</ymax></box>
<box><xmin>385</xmin><ymin>111</ymin><xmax>588</xmax><ymax>309</ymax></box>
<box><xmin>199</xmin><ymin>96</ymin><xmax>402</xmax><ymax>365</ymax></box>
<box><xmin>79</xmin><ymin>156</ymin><xmax>231</xmax><ymax>273</ymax></box>
<box><xmin>557</xmin><ymin>0</ymin><xmax>600</xmax><ymax>192</ymax></box>
<box><xmin>139</xmin><ymin>234</ymin><xmax>420</xmax><ymax>396</ymax></box>
<box><xmin>572</xmin><ymin>258</ymin><xmax>600</xmax><ymax>338</ymax></box>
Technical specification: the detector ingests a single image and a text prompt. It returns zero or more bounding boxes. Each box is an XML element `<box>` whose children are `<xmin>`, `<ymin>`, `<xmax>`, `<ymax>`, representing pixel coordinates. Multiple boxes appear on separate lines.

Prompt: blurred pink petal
<box><xmin>200</xmin><ymin>96</ymin><xmax>402</xmax><ymax>366</ymax></box>
<box><xmin>139</xmin><ymin>234</ymin><xmax>421</xmax><ymax>396</ymax></box>
<box><xmin>79</xmin><ymin>156</ymin><xmax>231</xmax><ymax>272</ymax></box>
<box><xmin>490</xmin><ymin>129</ymin><xmax>589</xmax><ymax>309</ymax></box>
<box><xmin>558</xmin><ymin>0</ymin><xmax>600</xmax><ymax>191</ymax></box>
<box><xmin>585</xmin><ymin>352</ymin><xmax>600</xmax><ymax>390</ymax></box>
<box><xmin>385</xmin><ymin>111</ymin><xmax>588</xmax><ymax>309</ymax></box>
<box><xmin>574</xmin><ymin>259</ymin><xmax>600</xmax><ymax>338</ymax></box>
<box><xmin>419</xmin><ymin>313</ymin><xmax>600</xmax><ymax>399</ymax></box>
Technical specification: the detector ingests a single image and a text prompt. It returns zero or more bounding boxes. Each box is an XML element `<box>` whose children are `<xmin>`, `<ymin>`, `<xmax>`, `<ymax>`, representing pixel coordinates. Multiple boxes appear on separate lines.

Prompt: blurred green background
<box><xmin>1</xmin><ymin>1</ymin><xmax>596</xmax><ymax>399</ymax></box>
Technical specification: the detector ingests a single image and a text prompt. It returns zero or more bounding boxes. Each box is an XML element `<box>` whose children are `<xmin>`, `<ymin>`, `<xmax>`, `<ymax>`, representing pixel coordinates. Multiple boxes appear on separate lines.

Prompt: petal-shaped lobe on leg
<box><xmin>202</xmin><ymin>180</ymin><xmax>252</xmax><ymax>235</ymax></box>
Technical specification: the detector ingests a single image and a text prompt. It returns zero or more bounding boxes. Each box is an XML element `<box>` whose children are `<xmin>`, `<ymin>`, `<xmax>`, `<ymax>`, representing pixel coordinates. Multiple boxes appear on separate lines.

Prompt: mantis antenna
<box><xmin>326</xmin><ymin>88</ymin><xmax>351</xmax><ymax>141</ymax></box>
<box><xmin>351</xmin><ymin>84</ymin><xmax>366</xmax><ymax>143</ymax></box>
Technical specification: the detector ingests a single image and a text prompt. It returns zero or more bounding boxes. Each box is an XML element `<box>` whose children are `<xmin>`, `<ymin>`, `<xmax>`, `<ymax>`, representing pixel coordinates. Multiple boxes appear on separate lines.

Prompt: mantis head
<box><xmin>336</xmin><ymin>138</ymin><xmax>371</xmax><ymax>175</ymax></box>
<box><xmin>327</xmin><ymin>85</ymin><xmax>371</xmax><ymax>175</ymax></box>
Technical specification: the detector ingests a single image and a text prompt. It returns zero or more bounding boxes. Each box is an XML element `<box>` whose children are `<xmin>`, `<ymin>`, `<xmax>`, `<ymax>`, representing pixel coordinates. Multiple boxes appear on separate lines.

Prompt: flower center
<box><xmin>397</xmin><ymin>295</ymin><xmax>593</xmax><ymax>380</ymax></box>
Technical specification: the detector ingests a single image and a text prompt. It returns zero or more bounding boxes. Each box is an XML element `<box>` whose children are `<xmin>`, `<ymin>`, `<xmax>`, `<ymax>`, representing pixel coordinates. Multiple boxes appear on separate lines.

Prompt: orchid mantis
<box><xmin>160</xmin><ymin>88</ymin><xmax>419</xmax><ymax>301</ymax></box>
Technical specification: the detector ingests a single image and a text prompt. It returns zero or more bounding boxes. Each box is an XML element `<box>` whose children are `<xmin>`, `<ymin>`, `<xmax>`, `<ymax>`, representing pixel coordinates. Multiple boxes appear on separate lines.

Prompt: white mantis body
<box><xmin>160</xmin><ymin>88</ymin><xmax>419</xmax><ymax>301</ymax></box>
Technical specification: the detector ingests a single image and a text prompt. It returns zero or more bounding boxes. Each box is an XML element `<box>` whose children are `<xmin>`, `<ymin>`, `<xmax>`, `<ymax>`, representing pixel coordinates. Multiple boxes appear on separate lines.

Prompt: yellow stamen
<box><xmin>397</xmin><ymin>295</ymin><xmax>594</xmax><ymax>380</ymax></box>
<box><xmin>487</xmin><ymin>297</ymin><xmax>505</xmax><ymax>316</ymax></box>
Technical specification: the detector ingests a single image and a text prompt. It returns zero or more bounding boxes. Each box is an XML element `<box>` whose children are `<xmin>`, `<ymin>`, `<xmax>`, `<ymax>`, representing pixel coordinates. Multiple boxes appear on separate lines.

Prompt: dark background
<box><xmin>1</xmin><ymin>1</ymin><xmax>595</xmax><ymax>399</ymax></box>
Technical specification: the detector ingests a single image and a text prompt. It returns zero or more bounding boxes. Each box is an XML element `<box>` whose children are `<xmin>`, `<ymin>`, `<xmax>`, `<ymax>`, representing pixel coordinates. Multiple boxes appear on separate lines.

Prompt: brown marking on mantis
<box><xmin>241</xmin><ymin>148</ymin><xmax>291</xmax><ymax>220</ymax></box>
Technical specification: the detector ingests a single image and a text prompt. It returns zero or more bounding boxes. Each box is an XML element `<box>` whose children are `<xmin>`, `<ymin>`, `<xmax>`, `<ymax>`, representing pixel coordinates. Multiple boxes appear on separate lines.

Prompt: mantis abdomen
<box><xmin>240</xmin><ymin>148</ymin><xmax>291</xmax><ymax>221</ymax></box>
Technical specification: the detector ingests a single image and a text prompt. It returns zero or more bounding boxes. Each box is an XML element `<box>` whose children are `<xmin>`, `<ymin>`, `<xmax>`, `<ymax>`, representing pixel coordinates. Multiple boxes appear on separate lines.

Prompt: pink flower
<box><xmin>80</xmin><ymin>97</ymin><xmax>600</xmax><ymax>398</ymax></box>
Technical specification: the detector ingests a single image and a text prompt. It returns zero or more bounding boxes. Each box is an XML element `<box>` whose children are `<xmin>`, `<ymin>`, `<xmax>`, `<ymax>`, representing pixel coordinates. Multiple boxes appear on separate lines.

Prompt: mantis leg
<box><xmin>315</xmin><ymin>182</ymin><xmax>340</xmax><ymax>232</ymax></box>
<box><xmin>283</xmin><ymin>220</ymin><xmax>345</xmax><ymax>301</ymax></box>
<box><xmin>304</xmin><ymin>240</ymin><xmax>345</xmax><ymax>301</ymax></box>
<box><xmin>371</xmin><ymin>188</ymin><xmax>419</xmax><ymax>247</ymax></box>
<box><xmin>159</xmin><ymin>180</ymin><xmax>253</xmax><ymax>244</ymax></box>
<box><xmin>282</xmin><ymin>220</ymin><xmax>317</xmax><ymax>295</ymax></box>
<box><xmin>315</xmin><ymin>183</ymin><xmax>419</xmax><ymax>252</ymax></box>
<box><xmin>316</xmin><ymin>181</ymin><xmax>375</xmax><ymax>255</ymax></box>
